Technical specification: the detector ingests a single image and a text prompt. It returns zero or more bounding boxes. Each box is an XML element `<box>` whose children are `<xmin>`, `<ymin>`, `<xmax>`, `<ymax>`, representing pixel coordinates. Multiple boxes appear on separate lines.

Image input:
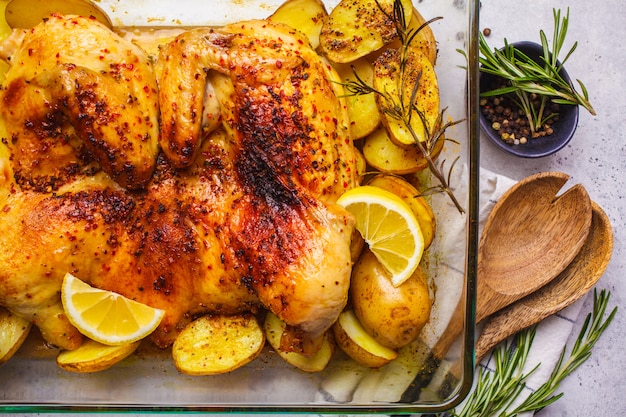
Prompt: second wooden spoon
<box><xmin>432</xmin><ymin>171</ymin><xmax>593</xmax><ymax>359</ymax></box>
<box><xmin>427</xmin><ymin>201</ymin><xmax>613</xmax><ymax>404</ymax></box>
<box><xmin>475</xmin><ymin>201</ymin><xmax>613</xmax><ymax>362</ymax></box>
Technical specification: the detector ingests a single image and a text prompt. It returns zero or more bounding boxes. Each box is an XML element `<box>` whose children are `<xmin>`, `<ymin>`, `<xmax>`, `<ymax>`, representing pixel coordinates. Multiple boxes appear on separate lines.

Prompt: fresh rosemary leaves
<box><xmin>341</xmin><ymin>0</ymin><xmax>465</xmax><ymax>213</ymax></box>
<box><xmin>479</xmin><ymin>8</ymin><xmax>596</xmax><ymax>135</ymax></box>
<box><xmin>440</xmin><ymin>289</ymin><xmax>616</xmax><ymax>417</ymax></box>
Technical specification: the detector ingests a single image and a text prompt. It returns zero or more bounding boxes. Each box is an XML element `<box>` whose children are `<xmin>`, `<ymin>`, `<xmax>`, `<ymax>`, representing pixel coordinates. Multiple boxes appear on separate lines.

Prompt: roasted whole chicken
<box><xmin>0</xmin><ymin>15</ymin><xmax>357</xmax><ymax>350</ymax></box>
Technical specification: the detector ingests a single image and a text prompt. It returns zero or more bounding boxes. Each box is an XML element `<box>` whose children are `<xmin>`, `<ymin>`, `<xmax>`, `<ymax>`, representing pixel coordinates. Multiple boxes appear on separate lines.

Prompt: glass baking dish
<box><xmin>0</xmin><ymin>0</ymin><xmax>479</xmax><ymax>413</ymax></box>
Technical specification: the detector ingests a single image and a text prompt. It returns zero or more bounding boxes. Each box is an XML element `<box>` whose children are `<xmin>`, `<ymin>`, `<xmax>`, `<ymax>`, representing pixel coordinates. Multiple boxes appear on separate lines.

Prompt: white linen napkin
<box><xmin>463</xmin><ymin>168</ymin><xmax>587</xmax><ymax>415</ymax></box>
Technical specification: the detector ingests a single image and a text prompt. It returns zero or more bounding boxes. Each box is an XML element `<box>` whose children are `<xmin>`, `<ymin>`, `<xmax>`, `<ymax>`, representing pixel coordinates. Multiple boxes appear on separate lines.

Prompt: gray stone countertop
<box><xmin>2</xmin><ymin>0</ymin><xmax>625</xmax><ymax>416</ymax></box>
<box><xmin>479</xmin><ymin>0</ymin><xmax>626</xmax><ymax>415</ymax></box>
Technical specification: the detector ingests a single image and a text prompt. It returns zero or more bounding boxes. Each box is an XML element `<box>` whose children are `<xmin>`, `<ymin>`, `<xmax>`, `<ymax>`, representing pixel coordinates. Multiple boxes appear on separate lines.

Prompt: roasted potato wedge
<box><xmin>56</xmin><ymin>339</ymin><xmax>140</xmax><ymax>373</ymax></box>
<box><xmin>362</xmin><ymin>126</ymin><xmax>444</xmax><ymax>175</ymax></box>
<box><xmin>319</xmin><ymin>0</ymin><xmax>413</xmax><ymax>63</ymax></box>
<box><xmin>367</xmin><ymin>174</ymin><xmax>436</xmax><ymax>249</ymax></box>
<box><xmin>373</xmin><ymin>48</ymin><xmax>440</xmax><ymax>147</ymax></box>
<box><xmin>0</xmin><ymin>306</ymin><xmax>31</xmax><ymax>366</ymax></box>
<box><xmin>173</xmin><ymin>314</ymin><xmax>264</xmax><ymax>376</ymax></box>
<box><xmin>264</xmin><ymin>312</ymin><xmax>334</xmax><ymax>373</ymax></box>
<box><xmin>407</xmin><ymin>7</ymin><xmax>438</xmax><ymax>65</ymax></box>
<box><xmin>268</xmin><ymin>0</ymin><xmax>328</xmax><ymax>49</ymax></box>
<box><xmin>332</xmin><ymin>58</ymin><xmax>381</xmax><ymax>140</ymax></box>
<box><xmin>4</xmin><ymin>0</ymin><xmax>112</xmax><ymax>29</ymax></box>
<box><xmin>333</xmin><ymin>310</ymin><xmax>398</xmax><ymax>368</ymax></box>
<box><xmin>353</xmin><ymin>146</ymin><xmax>367</xmax><ymax>184</ymax></box>
<box><xmin>351</xmin><ymin>249</ymin><xmax>431</xmax><ymax>349</ymax></box>
<box><xmin>370</xmin><ymin>7</ymin><xmax>438</xmax><ymax>65</ymax></box>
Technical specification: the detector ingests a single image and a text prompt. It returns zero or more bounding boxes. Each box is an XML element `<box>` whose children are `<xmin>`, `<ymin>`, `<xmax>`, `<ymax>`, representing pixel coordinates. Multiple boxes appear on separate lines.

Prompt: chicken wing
<box><xmin>156</xmin><ymin>20</ymin><xmax>357</xmax><ymax>335</ymax></box>
<box><xmin>158</xmin><ymin>20</ymin><xmax>356</xmax><ymax>203</ymax></box>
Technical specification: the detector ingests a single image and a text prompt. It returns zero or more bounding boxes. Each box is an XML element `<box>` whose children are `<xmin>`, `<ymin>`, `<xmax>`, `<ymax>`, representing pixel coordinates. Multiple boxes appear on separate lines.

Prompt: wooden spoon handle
<box><xmin>431</xmin><ymin>290</ymin><xmax>467</xmax><ymax>359</ymax></box>
<box><xmin>476</xmin><ymin>303</ymin><xmax>550</xmax><ymax>362</ymax></box>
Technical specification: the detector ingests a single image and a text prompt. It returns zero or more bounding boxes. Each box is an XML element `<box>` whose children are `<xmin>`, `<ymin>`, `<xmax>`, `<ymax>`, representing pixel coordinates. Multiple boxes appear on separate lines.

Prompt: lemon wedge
<box><xmin>337</xmin><ymin>185</ymin><xmax>424</xmax><ymax>286</ymax></box>
<box><xmin>61</xmin><ymin>273</ymin><xmax>165</xmax><ymax>346</ymax></box>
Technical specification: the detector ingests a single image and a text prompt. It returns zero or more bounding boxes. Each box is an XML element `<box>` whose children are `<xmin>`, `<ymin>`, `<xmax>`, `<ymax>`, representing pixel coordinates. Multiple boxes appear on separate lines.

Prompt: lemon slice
<box><xmin>61</xmin><ymin>273</ymin><xmax>165</xmax><ymax>346</ymax></box>
<box><xmin>337</xmin><ymin>185</ymin><xmax>424</xmax><ymax>286</ymax></box>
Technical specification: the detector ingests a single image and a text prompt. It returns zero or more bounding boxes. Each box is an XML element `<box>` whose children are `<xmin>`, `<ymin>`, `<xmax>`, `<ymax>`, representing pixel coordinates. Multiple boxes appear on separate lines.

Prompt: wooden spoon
<box><xmin>424</xmin><ymin>201</ymin><xmax>614</xmax><ymax>403</ymax></box>
<box><xmin>476</xmin><ymin>171</ymin><xmax>593</xmax><ymax>322</ymax></box>
<box><xmin>475</xmin><ymin>200</ymin><xmax>613</xmax><ymax>362</ymax></box>
<box><xmin>401</xmin><ymin>172</ymin><xmax>594</xmax><ymax>402</ymax></box>
<box><xmin>433</xmin><ymin>171</ymin><xmax>593</xmax><ymax>358</ymax></box>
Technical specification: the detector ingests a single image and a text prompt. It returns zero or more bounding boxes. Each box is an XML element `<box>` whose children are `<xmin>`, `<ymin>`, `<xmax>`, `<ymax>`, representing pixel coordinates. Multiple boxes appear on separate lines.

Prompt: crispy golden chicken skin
<box><xmin>0</xmin><ymin>14</ymin><xmax>160</xmax><ymax>190</ymax></box>
<box><xmin>0</xmin><ymin>17</ymin><xmax>357</xmax><ymax>350</ymax></box>
<box><xmin>157</xmin><ymin>20</ymin><xmax>358</xmax><ymax>337</ymax></box>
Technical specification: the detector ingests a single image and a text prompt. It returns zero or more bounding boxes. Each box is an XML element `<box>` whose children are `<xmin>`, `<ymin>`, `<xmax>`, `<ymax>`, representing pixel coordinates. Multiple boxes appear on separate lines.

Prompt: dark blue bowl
<box><xmin>479</xmin><ymin>41</ymin><xmax>579</xmax><ymax>158</ymax></box>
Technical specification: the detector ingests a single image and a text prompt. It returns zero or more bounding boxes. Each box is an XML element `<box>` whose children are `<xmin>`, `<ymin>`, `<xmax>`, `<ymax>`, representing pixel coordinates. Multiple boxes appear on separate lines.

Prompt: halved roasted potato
<box><xmin>367</xmin><ymin>174</ymin><xmax>436</xmax><ymax>249</ymax></box>
<box><xmin>56</xmin><ymin>339</ymin><xmax>140</xmax><ymax>373</ymax></box>
<box><xmin>407</xmin><ymin>7</ymin><xmax>438</xmax><ymax>65</ymax></box>
<box><xmin>333</xmin><ymin>310</ymin><xmax>398</xmax><ymax>368</ymax></box>
<box><xmin>362</xmin><ymin>126</ymin><xmax>444</xmax><ymax>175</ymax></box>
<box><xmin>264</xmin><ymin>312</ymin><xmax>334</xmax><ymax>373</ymax></box>
<box><xmin>332</xmin><ymin>57</ymin><xmax>381</xmax><ymax>140</ymax></box>
<box><xmin>267</xmin><ymin>0</ymin><xmax>328</xmax><ymax>49</ymax></box>
<box><xmin>0</xmin><ymin>306</ymin><xmax>31</xmax><ymax>366</ymax></box>
<box><xmin>373</xmin><ymin>48</ymin><xmax>440</xmax><ymax>147</ymax></box>
<box><xmin>319</xmin><ymin>0</ymin><xmax>413</xmax><ymax>63</ymax></box>
<box><xmin>173</xmin><ymin>314</ymin><xmax>265</xmax><ymax>375</ymax></box>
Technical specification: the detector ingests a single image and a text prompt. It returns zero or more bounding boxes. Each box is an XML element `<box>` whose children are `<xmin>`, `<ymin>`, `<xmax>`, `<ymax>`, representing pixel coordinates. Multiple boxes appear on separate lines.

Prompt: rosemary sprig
<box><xmin>479</xmin><ymin>8</ymin><xmax>595</xmax><ymax>135</ymax></box>
<box><xmin>441</xmin><ymin>288</ymin><xmax>616</xmax><ymax>417</ymax></box>
<box><xmin>341</xmin><ymin>0</ymin><xmax>465</xmax><ymax>213</ymax></box>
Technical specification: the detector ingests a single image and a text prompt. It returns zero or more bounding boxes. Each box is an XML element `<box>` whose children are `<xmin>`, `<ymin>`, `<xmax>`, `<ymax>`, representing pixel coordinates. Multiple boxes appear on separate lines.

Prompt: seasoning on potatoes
<box><xmin>407</xmin><ymin>7</ymin><xmax>438</xmax><ymax>65</ymax></box>
<box><xmin>264</xmin><ymin>312</ymin><xmax>334</xmax><ymax>373</ymax></box>
<box><xmin>333</xmin><ymin>309</ymin><xmax>398</xmax><ymax>368</ymax></box>
<box><xmin>370</xmin><ymin>7</ymin><xmax>438</xmax><ymax>65</ymax></box>
<box><xmin>173</xmin><ymin>314</ymin><xmax>265</xmax><ymax>375</ymax></box>
<box><xmin>56</xmin><ymin>339</ymin><xmax>140</xmax><ymax>373</ymax></box>
<box><xmin>0</xmin><ymin>306</ymin><xmax>31</xmax><ymax>366</ymax></box>
<box><xmin>267</xmin><ymin>0</ymin><xmax>328</xmax><ymax>49</ymax></box>
<box><xmin>332</xmin><ymin>57</ymin><xmax>381</xmax><ymax>140</ymax></box>
<box><xmin>351</xmin><ymin>249</ymin><xmax>431</xmax><ymax>349</ymax></box>
<box><xmin>319</xmin><ymin>0</ymin><xmax>413</xmax><ymax>63</ymax></box>
<box><xmin>373</xmin><ymin>48</ymin><xmax>440</xmax><ymax>147</ymax></box>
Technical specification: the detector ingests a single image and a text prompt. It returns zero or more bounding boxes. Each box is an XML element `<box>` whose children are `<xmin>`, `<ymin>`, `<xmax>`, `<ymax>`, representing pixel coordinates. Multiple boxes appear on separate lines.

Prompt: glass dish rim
<box><xmin>0</xmin><ymin>0</ymin><xmax>479</xmax><ymax>413</ymax></box>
